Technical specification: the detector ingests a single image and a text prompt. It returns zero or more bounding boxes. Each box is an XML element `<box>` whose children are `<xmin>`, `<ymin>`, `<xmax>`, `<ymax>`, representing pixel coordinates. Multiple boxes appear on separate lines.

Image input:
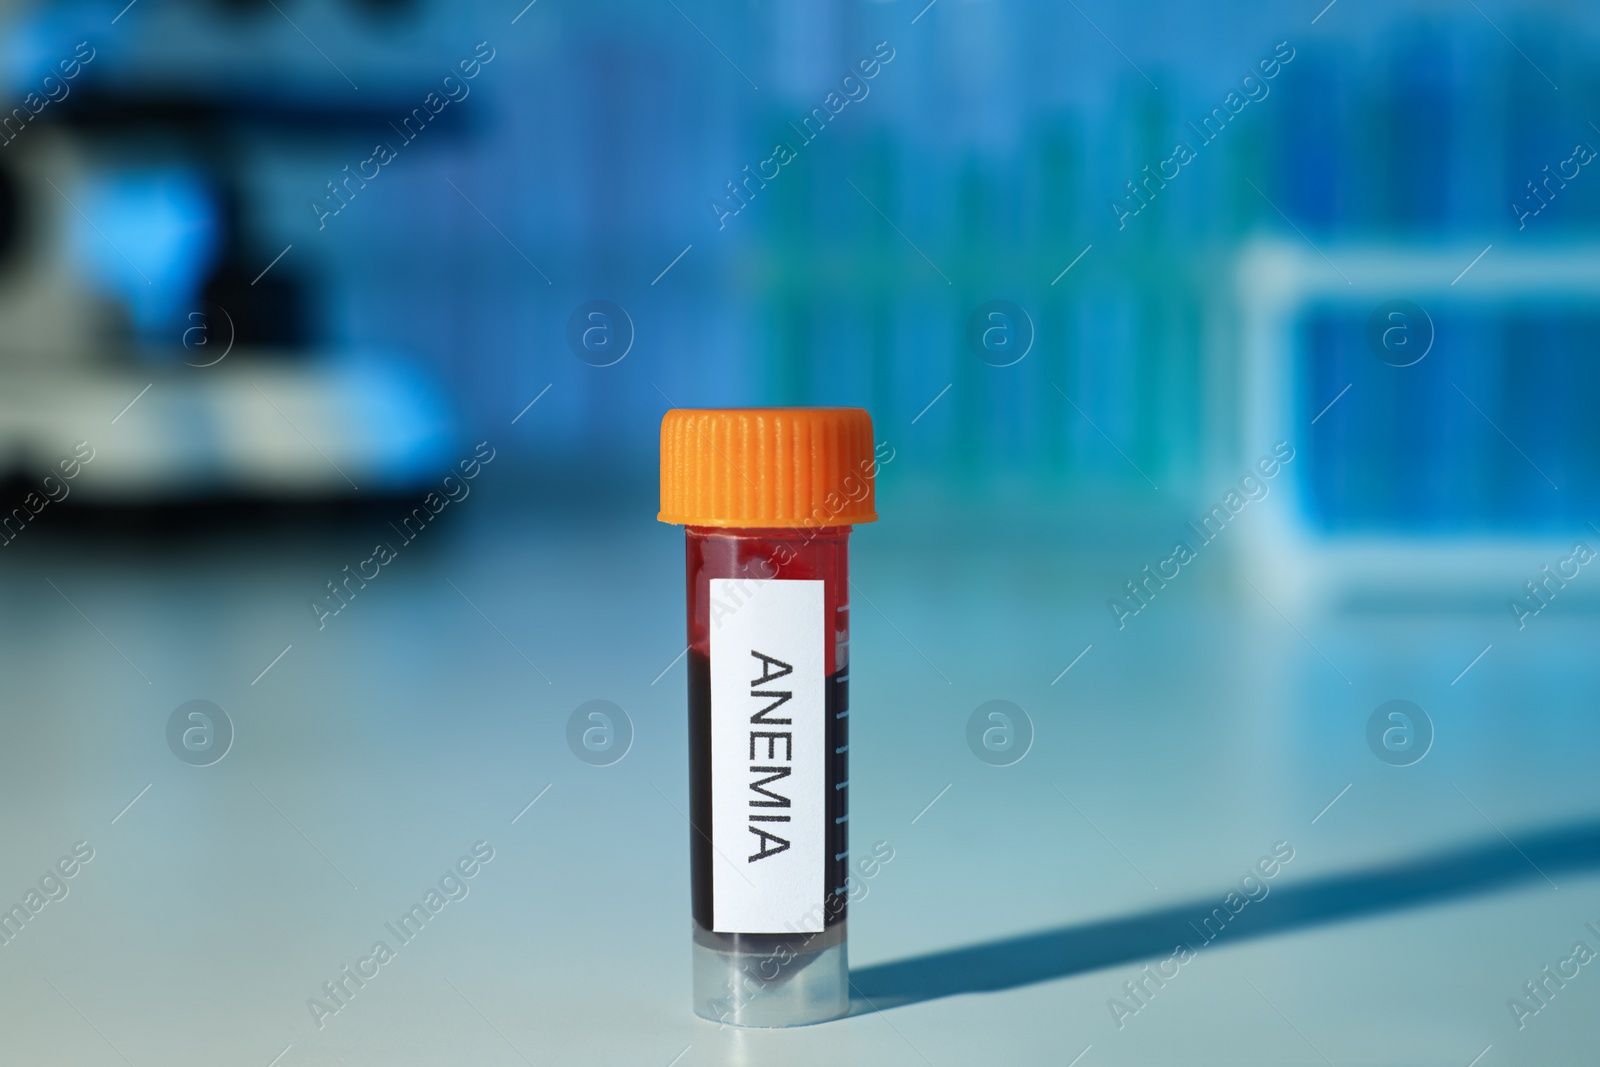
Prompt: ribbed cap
<box><xmin>658</xmin><ymin>407</ymin><xmax>879</xmax><ymax>528</ymax></box>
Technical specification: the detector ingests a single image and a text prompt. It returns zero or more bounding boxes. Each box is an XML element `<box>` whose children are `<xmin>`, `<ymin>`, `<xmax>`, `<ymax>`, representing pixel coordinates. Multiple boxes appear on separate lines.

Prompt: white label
<box><xmin>709</xmin><ymin>577</ymin><xmax>825</xmax><ymax>934</ymax></box>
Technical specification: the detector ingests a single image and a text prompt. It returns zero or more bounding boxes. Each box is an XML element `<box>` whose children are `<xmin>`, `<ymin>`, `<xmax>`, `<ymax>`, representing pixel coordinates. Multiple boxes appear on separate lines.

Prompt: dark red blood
<box><xmin>684</xmin><ymin>526</ymin><xmax>851</xmax><ymax>933</ymax></box>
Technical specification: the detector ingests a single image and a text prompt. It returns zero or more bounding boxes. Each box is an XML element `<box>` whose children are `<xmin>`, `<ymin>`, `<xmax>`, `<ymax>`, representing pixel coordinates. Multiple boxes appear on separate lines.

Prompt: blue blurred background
<box><xmin>2</xmin><ymin>1</ymin><xmax>1599</xmax><ymax>1065</ymax></box>
<box><xmin>5</xmin><ymin>0</ymin><xmax>1596</xmax><ymax>520</ymax></box>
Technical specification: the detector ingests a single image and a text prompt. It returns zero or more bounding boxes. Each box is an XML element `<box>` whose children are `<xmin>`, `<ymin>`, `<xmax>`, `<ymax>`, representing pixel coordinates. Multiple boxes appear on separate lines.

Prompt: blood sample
<box><xmin>659</xmin><ymin>408</ymin><xmax>879</xmax><ymax>1027</ymax></box>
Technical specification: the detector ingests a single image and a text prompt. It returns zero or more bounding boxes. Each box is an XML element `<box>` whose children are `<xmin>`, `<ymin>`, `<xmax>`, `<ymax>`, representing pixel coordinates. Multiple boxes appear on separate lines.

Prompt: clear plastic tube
<box><xmin>683</xmin><ymin>525</ymin><xmax>851</xmax><ymax>1026</ymax></box>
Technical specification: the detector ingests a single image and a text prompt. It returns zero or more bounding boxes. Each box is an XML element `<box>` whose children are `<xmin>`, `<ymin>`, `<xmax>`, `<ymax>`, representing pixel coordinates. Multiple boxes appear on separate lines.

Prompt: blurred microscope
<box><xmin>0</xmin><ymin>0</ymin><xmax>464</xmax><ymax>504</ymax></box>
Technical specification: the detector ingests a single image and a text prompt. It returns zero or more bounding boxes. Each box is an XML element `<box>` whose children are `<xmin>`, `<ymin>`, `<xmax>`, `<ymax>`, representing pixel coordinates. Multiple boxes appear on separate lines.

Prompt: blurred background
<box><xmin>2</xmin><ymin>1</ymin><xmax>1599</xmax><ymax>1064</ymax></box>
<box><xmin>7</xmin><ymin>0</ymin><xmax>1599</xmax><ymax>522</ymax></box>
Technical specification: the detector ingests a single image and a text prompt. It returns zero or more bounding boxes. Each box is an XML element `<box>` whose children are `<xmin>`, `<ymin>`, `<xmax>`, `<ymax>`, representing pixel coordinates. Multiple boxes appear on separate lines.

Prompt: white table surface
<box><xmin>0</xmin><ymin>489</ymin><xmax>1594</xmax><ymax>1066</ymax></box>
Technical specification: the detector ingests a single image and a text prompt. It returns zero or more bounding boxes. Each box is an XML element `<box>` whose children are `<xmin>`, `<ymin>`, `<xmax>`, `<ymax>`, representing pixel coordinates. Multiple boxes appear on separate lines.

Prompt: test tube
<box><xmin>658</xmin><ymin>408</ymin><xmax>880</xmax><ymax>1027</ymax></box>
